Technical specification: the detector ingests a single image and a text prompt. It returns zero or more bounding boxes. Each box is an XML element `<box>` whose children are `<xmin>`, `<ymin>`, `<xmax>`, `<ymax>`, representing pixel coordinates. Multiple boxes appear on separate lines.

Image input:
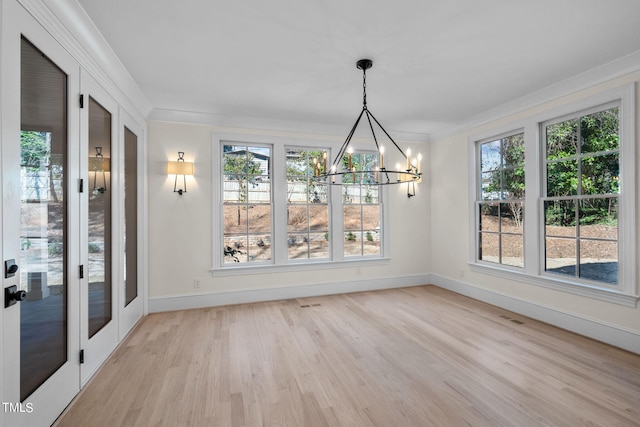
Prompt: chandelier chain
<box><xmin>362</xmin><ymin>68</ymin><xmax>367</xmax><ymax>108</ymax></box>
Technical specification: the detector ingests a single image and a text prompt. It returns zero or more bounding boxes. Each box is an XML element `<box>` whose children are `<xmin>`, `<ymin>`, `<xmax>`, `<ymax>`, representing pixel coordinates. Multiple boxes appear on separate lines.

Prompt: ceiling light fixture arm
<box><xmin>332</xmin><ymin>107</ymin><xmax>366</xmax><ymax>172</ymax></box>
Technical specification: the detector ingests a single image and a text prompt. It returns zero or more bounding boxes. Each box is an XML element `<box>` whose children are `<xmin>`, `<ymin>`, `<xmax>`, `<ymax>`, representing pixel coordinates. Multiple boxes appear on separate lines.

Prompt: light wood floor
<box><xmin>55</xmin><ymin>285</ymin><xmax>640</xmax><ymax>427</ymax></box>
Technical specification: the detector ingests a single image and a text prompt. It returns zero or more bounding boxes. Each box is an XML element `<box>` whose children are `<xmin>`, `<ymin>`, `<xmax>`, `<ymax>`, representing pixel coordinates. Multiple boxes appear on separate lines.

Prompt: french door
<box><xmin>2</xmin><ymin>3</ymin><xmax>81</xmax><ymax>425</ymax></box>
<box><xmin>79</xmin><ymin>72</ymin><xmax>120</xmax><ymax>385</ymax></box>
<box><xmin>1</xmin><ymin>1</ymin><xmax>143</xmax><ymax>425</ymax></box>
<box><xmin>119</xmin><ymin>112</ymin><xmax>144</xmax><ymax>338</ymax></box>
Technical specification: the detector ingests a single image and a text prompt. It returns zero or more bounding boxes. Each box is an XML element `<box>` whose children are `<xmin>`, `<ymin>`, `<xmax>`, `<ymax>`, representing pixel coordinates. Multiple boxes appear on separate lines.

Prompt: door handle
<box><xmin>4</xmin><ymin>259</ymin><xmax>18</xmax><ymax>278</ymax></box>
<box><xmin>5</xmin><ymin>285</ymin><xmax>27</xmax><ymax>308</ymax></box>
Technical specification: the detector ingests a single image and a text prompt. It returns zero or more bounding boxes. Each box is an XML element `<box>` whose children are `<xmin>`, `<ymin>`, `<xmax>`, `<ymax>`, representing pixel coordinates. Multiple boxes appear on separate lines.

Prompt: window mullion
<box><xmin>524</xmin><ymin>122</ymin><xmax>540</xmax><ymax>276</ymax></box>
<box><xmin>575</xmin><ymin>117</ymin><xmax>583</xmax><ymax>280</ymax></box>
<box><xmin>360</xmin><ymin>193</ymin><xmax>365</xmax><ymax>256</ymax></box>
<box><xmin>330</xmin><ymin>183</ymin><xmax>344</xmax><ymax>261</ymax></box>
<box><xmin>272</xmin><ymin>143</ymin><xmax>287</xmax><ymax>265</ymax></box>
<box><xmin>618</xmin><ymin>83</ymin><xmax>636</xmax><ymax>295</ymax></box>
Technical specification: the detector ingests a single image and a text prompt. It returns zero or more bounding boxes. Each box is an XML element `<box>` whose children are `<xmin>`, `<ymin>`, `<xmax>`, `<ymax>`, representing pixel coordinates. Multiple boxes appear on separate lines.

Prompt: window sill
<box><xmin>210</xmin><ymin>257</ymin><xmax>390</xmax><ymax>277</ymax></box>
<box><xmin>469</xmin><ymin>263</ymin><xmax>638</xmax><ymax>307</ymax></box>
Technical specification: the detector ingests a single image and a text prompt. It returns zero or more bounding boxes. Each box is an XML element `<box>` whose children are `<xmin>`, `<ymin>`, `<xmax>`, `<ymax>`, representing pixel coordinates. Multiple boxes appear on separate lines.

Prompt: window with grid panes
<box><xmin>286</xmin><ymin>148</ymin><xmax>330</xmax><ymax>260</ymax></box>
<box><xmin>477</xmin><ymin>132</ymin><xmax>525</xmax><ymax>267</ymax></box>
<box><xmin>222</xmin><ymin>144</ymin><xmax>272</xmax><ymax>264</ymax></box>
<box><xmin>342</xmin><ymin>151</ymin><xmax>382</xmax><ymax>257</ymax></box>
<box><xmin>543</xmin><ymin>106</ymin><xmax>620</xmax><ymax>285</ymax></box>
<box><xmin>468</xmin><ymin>86</ymin><xmax>636</xmax><ymax>305</ymax></box>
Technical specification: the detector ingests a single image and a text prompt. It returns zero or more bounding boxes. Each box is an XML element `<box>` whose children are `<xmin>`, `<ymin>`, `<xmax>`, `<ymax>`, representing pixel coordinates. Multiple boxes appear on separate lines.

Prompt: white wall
<box><xmin>429</xmin><ymin>71</ymin><xmax>640</xmax><ymax>351</ymax></box>
<box><xmin>147</xmin><ymin>121</ymin><xmax>431</xmax><ymax>309</ymax></box>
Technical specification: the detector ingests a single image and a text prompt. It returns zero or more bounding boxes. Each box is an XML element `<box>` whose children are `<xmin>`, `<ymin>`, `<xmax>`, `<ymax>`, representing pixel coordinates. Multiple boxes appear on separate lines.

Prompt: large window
<box><xmin>223</xmin><ymin>144</ymin><xmax>272</xmax><ymax>264</ymax></box>
<box><xmin>477</xmin><ymin>132</ymin><xmax>525</xmax><ymax>267</ymax></box>
<box><xmin>543</xmin><ymin>106</ymin><xmax>619</xmax><ymax>285</ymax></box>
<box><xmin>471</xmin><ymin>85</ymin><xmax>636</xmax><ymax>305</ymax></box>
<box><xmin>286</xmin><ymin>148</ymin><xmax>329</xmax><ymax>260</ymax></box>
<box><xmin>214</xmin><ymin>136</ymin><xmax>389</xmax><ymax>271</ymax></box>
<box><xmin>343</xmin><ymin>151</ymin><xmax>381</xmax><ymax>257</ymax></box>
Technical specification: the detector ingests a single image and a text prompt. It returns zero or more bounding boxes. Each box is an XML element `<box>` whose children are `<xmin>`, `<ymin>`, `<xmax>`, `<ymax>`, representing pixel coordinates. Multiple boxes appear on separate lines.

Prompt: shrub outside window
<box><xmin>543</xmin><ymin>107</ymin><xmax>619</xmax><ymax>285</ymax></box>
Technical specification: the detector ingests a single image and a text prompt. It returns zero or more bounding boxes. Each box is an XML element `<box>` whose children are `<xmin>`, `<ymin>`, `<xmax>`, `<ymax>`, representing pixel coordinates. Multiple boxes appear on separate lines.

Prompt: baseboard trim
<box><xmin>149</xmin><ymin>274</ymin><xmax>431</xmax><ymax>313</ymax></box>
<box><xmin>430</xmin><ymin>273</ymin><xmax>640</xmax><ymax>355</ymax></box>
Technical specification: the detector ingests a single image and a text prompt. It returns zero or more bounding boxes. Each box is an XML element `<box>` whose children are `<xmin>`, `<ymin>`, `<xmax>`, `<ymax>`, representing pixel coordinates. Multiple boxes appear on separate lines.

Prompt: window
<box><xmin>470</xmin><ymin>84</ymin><xmax>636</xmax><ymax>305</ymax></box>
<box><xmin>286</xmin><ymin>148</ymin><xmax>329</xmax><ymax>260</ymax></box>
<box><xmin>213</xmin><ymin>134</ymin><xmax>390</xmax><ymax>272</ymax></box>
<box><xmin>543</xmin><ymin>106</ymin><xmax>619</xmax><ymax>285</ymax></box>
<box><xmin>343</xmin><ymin>151</ymin><xmax>382</xmax><ymax>257</ymax></box>
<box><xmin>223</xmin><ymin>144</ymin><xmax>272</xmax><ymax>264</ymax></box>
<box><xmin>477</xmin><ymin>132</ymin><xmax>525</xmax><ymax>267</ymax></box>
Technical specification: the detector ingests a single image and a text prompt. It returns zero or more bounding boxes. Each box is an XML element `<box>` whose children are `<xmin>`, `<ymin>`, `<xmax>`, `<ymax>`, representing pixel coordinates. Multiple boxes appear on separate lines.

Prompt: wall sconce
<box><xmin>407</xmin><ymin>153</ymin><xmax>422</xmax><ymax>198</ymax></box>
<box><xmin>89</xmin><ymin>146</ymin><xmax>110</xmax><ymax>194</ymax></box>
<box><xmin>407</xmin><ymin>181</ymin><xmax>416</xmax><ymax>198</ymax></box>
<box><xmin>167</xmin><ymin>151</ymin><xmax>194</xmax><ymax>195</ymax></box>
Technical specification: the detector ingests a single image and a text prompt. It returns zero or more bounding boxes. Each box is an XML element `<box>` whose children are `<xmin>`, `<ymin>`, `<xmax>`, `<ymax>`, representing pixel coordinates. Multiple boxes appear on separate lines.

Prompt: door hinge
<box><xmin>79</xmin><ymin>349</ymin><xmax>84</xmax><ymax>364</ymax></box>
<box><xmin>79</xmin><ymin>178</ymin><xmax>84</xmax><ymax>193</ymax></box>
<box><xmin>79</xmin><ymin>94</ymin><xmax>84</xmax><ymax>108</ymax></box>
<box><xmin>79</xmin><ymin>265</ymin><xmax>84</xmax><ymax>279</ymax></box>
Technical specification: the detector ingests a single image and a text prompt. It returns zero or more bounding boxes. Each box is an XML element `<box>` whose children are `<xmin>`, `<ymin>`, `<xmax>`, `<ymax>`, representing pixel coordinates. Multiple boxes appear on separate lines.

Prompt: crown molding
<box><xmin>431</xmin><ymin>49</ymin><xmax>640</xmax><ymax>142</ymax></box>
<box><xmin>149</xmin><ymin>108</ymin><xmax>430</xmax><ymax>144</ymax></box>
<box><xmin>20</xmin><ymin>0</ymin><xmax>152</xmax><ymax>122</ymax></box>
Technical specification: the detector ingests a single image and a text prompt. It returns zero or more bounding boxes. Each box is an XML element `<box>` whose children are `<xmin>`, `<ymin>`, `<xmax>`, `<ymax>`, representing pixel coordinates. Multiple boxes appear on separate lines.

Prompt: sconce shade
<box><xmin>167</xmin><ymin>161</ymin><xmax>194</xmax><ymax>175</ymax></box>
<box><xmin>168</xmin><ymin>152</ymin><xmax>194</xmax><ymax>195</ymax></box>
<box><xmin>89</xmin><ymin>157</ymin><xmax>110</xmax><ymax>172</ymax></box>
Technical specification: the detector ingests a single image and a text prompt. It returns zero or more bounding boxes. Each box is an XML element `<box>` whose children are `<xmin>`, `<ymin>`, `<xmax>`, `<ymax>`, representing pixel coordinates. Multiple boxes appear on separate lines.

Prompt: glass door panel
<box><xmin>88</xmin><ymin>97</ymin><xmax>112</xmax><ymax>337</ymax></box>
<box><xmin>19</xmin><ymin>36</ymin><xmax>68</xmax><ymax>401</ymax></box>
<box><xmin>119</xmin><ymin>113</ymin><xmax>143</xmax><ymax>339</ymax></box>
<box><xmin>124</xmin><ymin>127</ymin><xmax>138</xmax><ymax>306</ymax></box>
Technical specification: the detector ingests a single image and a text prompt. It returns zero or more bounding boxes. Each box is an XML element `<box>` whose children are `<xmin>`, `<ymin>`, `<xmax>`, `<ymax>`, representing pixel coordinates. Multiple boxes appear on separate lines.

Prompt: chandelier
<box><xmin>316</xmin><ymin>59</ymin><xmax>422</xmax><ymax>192</ymax></box>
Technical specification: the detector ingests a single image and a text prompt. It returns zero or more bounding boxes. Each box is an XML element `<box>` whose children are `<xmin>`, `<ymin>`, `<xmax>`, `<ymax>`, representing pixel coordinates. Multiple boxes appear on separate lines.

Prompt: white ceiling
<box><xmin>76</xmin><ymin>0</ymin><xmax>640</xmax><ymax>138</ymax></box>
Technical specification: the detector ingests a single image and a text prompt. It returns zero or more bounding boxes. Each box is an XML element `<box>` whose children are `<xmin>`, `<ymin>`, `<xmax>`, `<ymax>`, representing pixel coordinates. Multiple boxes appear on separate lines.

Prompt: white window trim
<box><xmin>539</xmin><ymin>100</ymin><xmax>622</xmax><ymax>292</ymax></box>
<box><xmin>211</xmin><ymin>257</ymin><xmax>391</xmax><ymax>277</ymax></box>
<box><xmin>211</xmin><ymin>131</ymin><xmax>390</xmax><ymax>274</ymax></box>
<box><xmin>469</xmin><ymin>83</ymin><xmax>637</xmax><ymax>307</ymax></box>
<box><xmin>219</xmin><ymin>140</ymin><xmax>274</xmax><ymax>265</ymax></box>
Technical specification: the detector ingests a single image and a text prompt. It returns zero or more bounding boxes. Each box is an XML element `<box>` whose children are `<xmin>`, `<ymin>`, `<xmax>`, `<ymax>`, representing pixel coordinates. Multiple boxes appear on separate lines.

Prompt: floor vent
<box><xmin>510</xmin><ymin>319</ymin><xmax>525</xmax><ymax>325</ymax></box>
<box><xmin>300</xmin><ymin>304</ymin><xmax>321</xmax><ymax>308</ymax></box>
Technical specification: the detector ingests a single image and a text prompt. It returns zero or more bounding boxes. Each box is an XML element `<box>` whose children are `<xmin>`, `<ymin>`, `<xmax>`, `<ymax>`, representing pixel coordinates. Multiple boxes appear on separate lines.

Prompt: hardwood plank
<box><xmin>54</xmin><ymin>286</ymin><xmax>640</xmax><ymax>426</ymax></box>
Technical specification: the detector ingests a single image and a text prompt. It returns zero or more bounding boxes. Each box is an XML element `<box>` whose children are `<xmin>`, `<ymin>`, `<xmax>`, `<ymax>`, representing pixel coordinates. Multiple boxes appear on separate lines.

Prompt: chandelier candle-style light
<box><xmin>316</xmin><ymin>59</ymin><xmax>422</xmax><ymax>188</ymax></box>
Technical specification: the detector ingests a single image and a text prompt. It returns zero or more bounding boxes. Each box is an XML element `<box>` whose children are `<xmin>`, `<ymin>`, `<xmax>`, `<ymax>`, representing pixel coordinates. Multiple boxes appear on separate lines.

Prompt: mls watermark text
<box><xmin>2</xmin><ymin>402</ymin><xmax>34</xmax><ymax>413</ymax></box>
